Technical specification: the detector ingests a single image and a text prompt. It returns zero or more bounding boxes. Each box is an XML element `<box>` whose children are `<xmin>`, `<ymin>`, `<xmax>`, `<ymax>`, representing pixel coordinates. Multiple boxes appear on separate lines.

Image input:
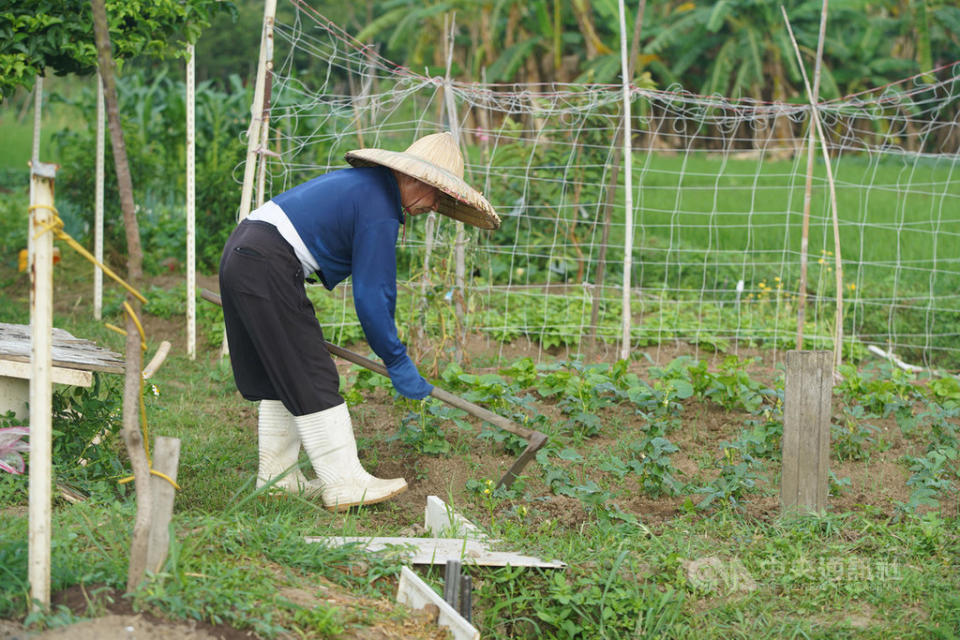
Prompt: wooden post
<box><xmin>28</xmin><ymin>161</ymin><xmax>57</xmax><ymax>611</ymax></box>
<box><xmin>781</xmin><ymin>350</ymin><xmax>832</xmax><ymax>516</ymax></box>
<box><xmin>145</xmin><ymin>436</ymin><xmax>181</xmax><ymax>574</ymax></box>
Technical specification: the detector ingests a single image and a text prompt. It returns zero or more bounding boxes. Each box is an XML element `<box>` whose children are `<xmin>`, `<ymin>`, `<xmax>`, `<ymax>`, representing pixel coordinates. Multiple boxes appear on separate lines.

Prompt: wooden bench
<box><xmin>0</xmin><ymin>322</ymin><xmax>124</xmax><ymax>420</ymax></box>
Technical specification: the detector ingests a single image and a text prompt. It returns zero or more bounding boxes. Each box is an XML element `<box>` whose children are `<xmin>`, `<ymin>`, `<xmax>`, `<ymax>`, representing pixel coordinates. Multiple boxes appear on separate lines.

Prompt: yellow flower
<box><xmin>848</xmin><ymin>283</ymin><xmax>856</xmax><ymax>291</ymax></box>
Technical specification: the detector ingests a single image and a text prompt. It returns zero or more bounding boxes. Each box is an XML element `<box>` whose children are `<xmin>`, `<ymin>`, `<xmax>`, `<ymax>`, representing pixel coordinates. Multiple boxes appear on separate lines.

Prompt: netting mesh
<box><xmin>252</xmin><ymin>2</ymin><xmax>960</xmax><ymax>369</ymax></box>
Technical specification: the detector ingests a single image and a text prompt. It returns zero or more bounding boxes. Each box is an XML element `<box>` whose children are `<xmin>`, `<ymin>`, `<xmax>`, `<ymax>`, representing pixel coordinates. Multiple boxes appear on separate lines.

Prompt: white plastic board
<box><xmin>396</xmin><ymin>566</ymin><xmax>480</xmax><ymax>640</ymax></box>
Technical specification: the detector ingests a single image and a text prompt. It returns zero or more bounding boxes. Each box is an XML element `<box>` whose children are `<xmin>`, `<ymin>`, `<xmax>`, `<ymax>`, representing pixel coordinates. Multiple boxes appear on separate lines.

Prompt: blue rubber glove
<box><xmin>386</xmin><ymin>354</ymin><xmax>433</xmax><ymax>400</ymax></box>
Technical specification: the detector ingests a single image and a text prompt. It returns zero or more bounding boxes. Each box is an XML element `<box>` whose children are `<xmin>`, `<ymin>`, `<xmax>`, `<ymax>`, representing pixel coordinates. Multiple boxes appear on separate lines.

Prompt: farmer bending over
<box><xmin>219</xmin><ymin>132</ymin><xmax>500</xmax><ymax>511</ymax></box>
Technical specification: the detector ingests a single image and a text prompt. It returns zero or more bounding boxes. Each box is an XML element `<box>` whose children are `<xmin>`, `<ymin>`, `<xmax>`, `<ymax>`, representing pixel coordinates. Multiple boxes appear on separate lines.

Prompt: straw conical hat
<box><xmin>345</xmin><ymin>132</ymin><xmax>500</xmax><ymax>230</ymax></box>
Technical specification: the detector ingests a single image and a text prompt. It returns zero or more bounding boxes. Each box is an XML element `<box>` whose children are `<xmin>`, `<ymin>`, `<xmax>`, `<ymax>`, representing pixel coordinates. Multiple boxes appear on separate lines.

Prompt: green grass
<box><xmin>633</xmin><ymin>151</ymin><xmax>960</xmax><ymax>291</ymax></box>
<box><xmin>1</xmin><ymin>266</ymin><xmax>959</xmax><ymax>637</ymax></box>
<box><xmin>0</xmin><ymin>77</ymin><xmax>88</xmax><ymax>171</ymax></box>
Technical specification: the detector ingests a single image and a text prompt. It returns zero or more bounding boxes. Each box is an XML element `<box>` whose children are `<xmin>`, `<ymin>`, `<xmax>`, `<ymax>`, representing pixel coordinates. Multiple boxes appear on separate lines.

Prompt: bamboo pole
<box><xmin>794</xmin><ymin>0</ymin><xmax>829</xmax><ymax>350</ymax></box>
<box><xmin>616</xmin><ymin>0</ymin><xmax>635</xmax><ymax>361</ymax></box>
<box><xmin>237</xmin><ymin>0</ymin><xmax>277</xmax><ymax>223</ymax></box>
<box><xmin>255</xmin><ymin>69</ymin><xmax>273</xmax><ymax>210</ymax></box>
<box><xmin>588</xmin><ymin>0</ymin><xmax>646</xmax><ymax>350</ymax></box>
<box><xmin>186</xmin><ymin>45</ymin><xmax>197</xmax><ymax>360</ymax></box>
<box><xmin>443</xmin><ymin>14</ymin><xmax>468</xmax><ymax>363</ymax></box>
<box><xmin>782</xmin><ymin>5</ymin><xmax>845</xmax><ymax>370</ymax></box>
<box><xmin>28</xmin><ymin>162</ymin><xmax>57</xmax><ymax>611</ymax></box>
<box><xmin>95</xmin><ymin>73</ymin><xmax>105</xmax><ymax>321</ymax></box>
<box><xmin>416</xmin><ymin>15</ymin><xmax>453</xmax><ymax>353</ymax></box>
<box><xmin>350</xmin><ymin>44</ymin><xmax>377</xmax><ymax>149</ymax></box>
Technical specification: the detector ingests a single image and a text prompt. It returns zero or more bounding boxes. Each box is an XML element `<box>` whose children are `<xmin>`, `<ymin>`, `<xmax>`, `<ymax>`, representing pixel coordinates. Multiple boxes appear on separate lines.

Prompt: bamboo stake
<box><xmin>186</xmin><ymin>44</ymin><xmax>197</xmax><ymax>360</ymax></box>
<box><xmin>794</xmin><ymin>0</ymin><xmax>829</xmax><ymax>350</ymax></box>
<box><xmin>351</xmin><ymin>44</ymin><xmax>376</xmax><ymax>149</ymax></box>
<box><xmin>616</xmin><ymin>0</ymin><xmax>636</xmax><ymax>361</ymax></box>
<box><xmin>255</xmin><ymin>68</ymin><xmax>273</xmax><ymax>210</ymax></box>
<box><xmin>588</xmin><ymin>0</ymin><xmax>646</xmax><ymax>350</ymax></box>
<box><xmin>28</xmin><ymin>162</ymin><xmax>57</xmax><ymax>612</ymax></box>
<box><xmin>95</xmin><ymin>73</ymin><xmax>105</xmax><ymax>321</ymax></box>
<box><xmin>782</xmin><ymin>5</ymin><xmax>845</xmax><ymax>370</ymax></box>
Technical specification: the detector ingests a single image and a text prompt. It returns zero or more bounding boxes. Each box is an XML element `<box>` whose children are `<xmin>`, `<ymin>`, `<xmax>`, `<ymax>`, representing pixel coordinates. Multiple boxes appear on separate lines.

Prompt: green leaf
<box><xmin>556</xmin><ymin>447</ymin><xmax>584</xmax><ymax>462</ymax></box>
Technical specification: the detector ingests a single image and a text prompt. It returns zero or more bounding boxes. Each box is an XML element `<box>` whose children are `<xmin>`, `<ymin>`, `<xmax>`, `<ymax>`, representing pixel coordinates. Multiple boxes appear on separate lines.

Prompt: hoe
<box><xmin>200</xmin><ymin>289</ymin><xmax>547</xmax><ymax>488</ymax></box>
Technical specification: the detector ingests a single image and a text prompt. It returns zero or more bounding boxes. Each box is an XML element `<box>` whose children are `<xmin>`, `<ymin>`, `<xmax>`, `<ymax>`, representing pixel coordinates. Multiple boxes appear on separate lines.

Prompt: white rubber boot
<box><xmin>294</xmin><ymin>402</ymin><xmax>407</xmax><ymax>511</ymax></box>
<box><xmin>257</xmin><ymin>400</ymin><xmax>323</xmax><ymax>498</ymax></box>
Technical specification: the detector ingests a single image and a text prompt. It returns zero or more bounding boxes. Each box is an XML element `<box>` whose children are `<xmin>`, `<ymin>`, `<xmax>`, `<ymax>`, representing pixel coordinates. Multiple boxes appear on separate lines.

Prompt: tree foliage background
<box><xmin>0</xmin><ymin>0</ymin><xmax>230</xmax><ymax>100</ymax></box>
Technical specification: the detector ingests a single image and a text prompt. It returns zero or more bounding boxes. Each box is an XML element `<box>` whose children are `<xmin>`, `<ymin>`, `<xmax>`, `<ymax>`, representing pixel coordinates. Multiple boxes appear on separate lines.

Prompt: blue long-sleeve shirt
<box><xmin>272</xmin><ymin>166</ymin><xmax>432</xmax><ymax>400</ymax></box>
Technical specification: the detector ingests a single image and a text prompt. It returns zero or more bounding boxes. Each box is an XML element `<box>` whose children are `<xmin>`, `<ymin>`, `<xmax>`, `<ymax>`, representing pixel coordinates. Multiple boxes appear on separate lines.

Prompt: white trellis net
<box><xmin>252</xmin><ymin>2</ymin><xmax>960</xmax><ymax>369</ymax></box>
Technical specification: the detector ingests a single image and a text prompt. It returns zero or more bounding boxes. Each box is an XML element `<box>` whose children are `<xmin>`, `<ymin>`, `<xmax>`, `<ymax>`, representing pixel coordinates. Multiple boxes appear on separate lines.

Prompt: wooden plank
<box><xmin>306</xmin><ymin>536</ymin><xmax>565</xmax><ymax>569</ymax></box>
<box><xmin>0</xmin><ymin>322</ymin><xmax>124</xmax><ymax>374</ymax></box>
<box><xmin>0</xmin><ymin>360</ymin><xmax>93</xmax><ymax>387</ymax></box>
<box><xmin>146</xmin><ymin>437</ymin><xmax>181</xmax><ymax>574</ymax></box>
<box><xmin>781</xmin><ymin>350</ymin><xmax>832</xmax><ymax>516</ymax></box>
<box><xmin>397</xmin><ymin>566</ymin><xmax>480</xmax><ymax>640</ymax></box>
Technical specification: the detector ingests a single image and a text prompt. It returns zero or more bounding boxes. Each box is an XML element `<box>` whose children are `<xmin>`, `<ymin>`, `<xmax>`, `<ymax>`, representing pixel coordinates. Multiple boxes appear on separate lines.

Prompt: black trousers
<box><xmin>219</xmin><ymin>220</ymin><xmax>343</xmax><ymax>416</ymax></box>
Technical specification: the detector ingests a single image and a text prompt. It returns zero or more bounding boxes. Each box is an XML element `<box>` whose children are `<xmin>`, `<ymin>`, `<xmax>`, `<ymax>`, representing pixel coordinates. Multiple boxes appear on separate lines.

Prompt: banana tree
<box><xmin>645</xmin><ymin>0</ymin><xmax>841</xmax><ymax>101</ymax></box>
